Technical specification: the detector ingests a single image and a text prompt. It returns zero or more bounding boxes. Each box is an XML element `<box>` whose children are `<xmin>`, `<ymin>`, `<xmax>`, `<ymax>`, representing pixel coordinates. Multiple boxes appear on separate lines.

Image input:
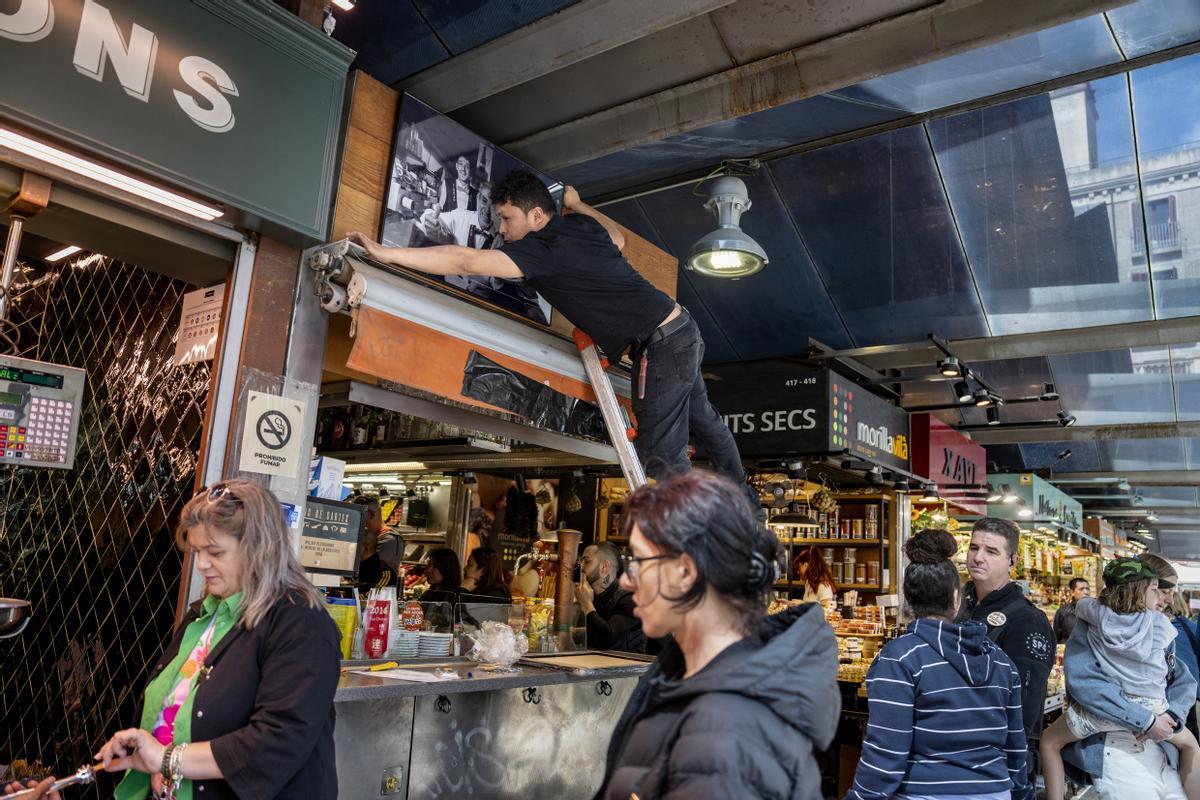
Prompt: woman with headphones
<box><xmin>592</xmin><ymin>471</ymin><xmax>839</xmax><ymax>800</ymax></box>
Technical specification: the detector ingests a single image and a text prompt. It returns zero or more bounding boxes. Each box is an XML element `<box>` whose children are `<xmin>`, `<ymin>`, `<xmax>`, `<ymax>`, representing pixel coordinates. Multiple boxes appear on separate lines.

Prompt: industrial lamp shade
<box><xmin>686</xmin><ymin>176</ymin><xmax>768</xmax><ymax>278</ymax></box>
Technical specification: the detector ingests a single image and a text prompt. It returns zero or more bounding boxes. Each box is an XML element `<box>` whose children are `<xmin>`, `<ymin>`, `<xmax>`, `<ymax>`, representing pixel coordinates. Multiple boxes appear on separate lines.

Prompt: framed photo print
<box><xmin>380</xmin><ymin>94</ymin><xmax>562</xmax><ymax>327</ymax></box>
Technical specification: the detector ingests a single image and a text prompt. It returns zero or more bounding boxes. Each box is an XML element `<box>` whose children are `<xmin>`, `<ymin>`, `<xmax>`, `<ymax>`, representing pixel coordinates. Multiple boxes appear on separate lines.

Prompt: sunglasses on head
<box><xmin>197</xmin><ymin>483</ymin><xmax>242</xmax><ymax>505</ymax></box>
<box><xmin>1160</xmin><ymin>580</ymin><xmax>1178</xmax><ymax>591</ymax></box>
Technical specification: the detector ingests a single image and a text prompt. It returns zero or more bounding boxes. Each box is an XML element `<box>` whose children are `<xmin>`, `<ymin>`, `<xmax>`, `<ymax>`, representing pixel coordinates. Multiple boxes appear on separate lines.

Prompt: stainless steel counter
<box><xmin>334</xmin><ymin>656</ymin><xmax>649</xmax><ymax>799</ymax></box>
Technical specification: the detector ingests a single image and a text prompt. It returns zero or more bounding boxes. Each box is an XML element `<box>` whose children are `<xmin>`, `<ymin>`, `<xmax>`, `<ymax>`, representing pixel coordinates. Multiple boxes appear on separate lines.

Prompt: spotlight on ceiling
<box><xmin>953</xmin><ymin>380</ymin><xmax>973</xmax><ymax>404</ymax></box>
<box><xmin>1017</xmin><ymin>500</ymin><xmax>1034</xmax><ymax>518</ymax></box>
<box><xmin>973</xmin><ymin>388</ymin><xmax>996</xmax><ymax>407</ymax></box>
<box><xmin>866</xmin><ymin>465</ymin><xmax>884</xmax><ymax>484</ymax></box>
<box><xmin>331</xmin><ymin>0</ymin><xmax>356</xmax><ymax>9</ymax></box>
<box><xmin>939</xmin><ymin>357</ymin><xmax>962</xmax><ymax>378</ymax></box>
<box><xmin>1057</xmin><ymin>410</ymin><xmax>1076</xmax><ymax>427</ymax></box>
<box><xmin>686</xmin><ymin>175</ymin><xmax>768</xmax><ymax>278</ymax></box>
<box><xmin>985</xmin><ymin>483</ymin><xmax>1003</xmax><ymax>503</ymax></box>
<box><xmin>1132</xmin><ymin>494</ymin><xmax>1145</xmax><ymax>506</ymax></box>
<box><xmin>1056</xmin><ymin>449</ymin><xmax>1073</xmax><ymax>461</ymax></box>
<box><xmin>1116</xmin><ymin>479</ymin><xmax>1132</xmax><ymax>492</ymax></box>
<box><xmin>1001</xmin><ymin>484</ymin><xmax>1018</xmax><ymax>504</ymax></box>
<box><xmin>1146</xmin><ymin>512</ymin><xmax>1159</xmax><ymax>522</ymax></box>
<box><xmin>986</xmin><ymin>406</ymin><xmax>1000</xmax><ymax>426</ymax></box>
<box><xmin>919</xmin><ymin>485</ymin><xmax>940</xmax><ymax>503</ymax></box>
<box><xmin>1041</xmin><ymin>383</ymin><xmax>1060</xmax><ymax>401</ymax></box>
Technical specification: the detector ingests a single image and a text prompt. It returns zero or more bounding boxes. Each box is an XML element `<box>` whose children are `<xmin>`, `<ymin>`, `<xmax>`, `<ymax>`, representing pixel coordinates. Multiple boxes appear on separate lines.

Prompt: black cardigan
<box><xmin>139</xmin><ymin>595</ymin><xmax>342</xmax><ymax>799</ymax></box>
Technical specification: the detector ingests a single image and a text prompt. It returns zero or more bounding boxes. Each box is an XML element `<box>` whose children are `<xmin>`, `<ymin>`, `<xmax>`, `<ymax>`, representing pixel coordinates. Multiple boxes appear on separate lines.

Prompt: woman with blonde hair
<box><xmin>97</xmin><ymin>480</ymin><xmax>342</xmax><ymax>799</ymax></box>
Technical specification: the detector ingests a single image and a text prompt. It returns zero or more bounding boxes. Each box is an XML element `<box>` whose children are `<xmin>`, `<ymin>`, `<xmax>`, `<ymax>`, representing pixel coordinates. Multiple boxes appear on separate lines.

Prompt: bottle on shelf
<box><xmin>350</xmin><ymin>404</ymin><xmax>370</xmax><ymax>450</ymax></box>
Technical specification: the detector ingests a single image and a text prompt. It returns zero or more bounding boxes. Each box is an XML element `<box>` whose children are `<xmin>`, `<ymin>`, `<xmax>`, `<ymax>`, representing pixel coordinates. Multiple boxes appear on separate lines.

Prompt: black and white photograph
<box><xmin>380</xmin><ymin>94</ymin><xmax>560</xmax><ymax>327</ymax></box>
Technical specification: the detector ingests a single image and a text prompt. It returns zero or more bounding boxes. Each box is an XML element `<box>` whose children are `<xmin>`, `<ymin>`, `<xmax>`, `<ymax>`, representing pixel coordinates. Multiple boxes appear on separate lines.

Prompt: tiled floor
<box><xmin>0</xmin><ymin>256</ymin><xmax>210</xmax><ymax>796</ymax></box>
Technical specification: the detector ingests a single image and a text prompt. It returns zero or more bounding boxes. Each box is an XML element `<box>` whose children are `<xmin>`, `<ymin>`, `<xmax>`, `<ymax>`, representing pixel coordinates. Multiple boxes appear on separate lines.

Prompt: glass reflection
<box><xmin>1130</xmin><ymin>54</ymin><xmax>1200</xmax><ymax>319</ymax></box>
<box><xmin>769</xmin><ymin>126</ymin><xmax>987</xmax><ymax>344</ymax></box>
<box><xmin>1107</xmin><ymin>0</ymin><xmax>1200</xmax><ymax>58</ymax></box>
<box><xmin>829</xmin><ymin>16</ymin><xmax>1119</xmax><ymax>115</ymax></box>
<box><xmin>1099</xmin><ymin>437</ymin><xmax>1185</xmax><ymax>470</ymax></box>
<box><xmin>929</xmin><ymin>75</ymin><xmax>1154</xmax><ymax>334</ymax></box>
<box><xmin>1049</xmin><ymin>348</ymin><xmax>1176</xmax><ymax>425</ymax></box>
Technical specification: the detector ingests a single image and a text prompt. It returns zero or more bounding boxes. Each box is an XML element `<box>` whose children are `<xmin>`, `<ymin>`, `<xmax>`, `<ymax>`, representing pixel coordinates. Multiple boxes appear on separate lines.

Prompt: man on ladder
<box><xmin>350</xmin><ymin>170</ymin><xmax>754</xmax><ymax>504</ymax></box>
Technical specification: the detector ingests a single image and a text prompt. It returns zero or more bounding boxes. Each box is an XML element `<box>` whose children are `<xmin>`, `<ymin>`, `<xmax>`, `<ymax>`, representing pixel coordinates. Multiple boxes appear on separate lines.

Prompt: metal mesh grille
<box><xmin>0</xmin><ymin>254</ymin><xmax>210</xmax><ymax>795</ymax></box>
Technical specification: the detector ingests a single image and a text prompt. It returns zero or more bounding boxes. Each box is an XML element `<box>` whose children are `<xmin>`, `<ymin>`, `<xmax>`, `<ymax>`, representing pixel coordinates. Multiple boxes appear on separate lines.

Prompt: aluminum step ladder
<box><xmin>573</xmin><ymin>329</ymin><xmax>647</xmax><ymax>490</ymax></box>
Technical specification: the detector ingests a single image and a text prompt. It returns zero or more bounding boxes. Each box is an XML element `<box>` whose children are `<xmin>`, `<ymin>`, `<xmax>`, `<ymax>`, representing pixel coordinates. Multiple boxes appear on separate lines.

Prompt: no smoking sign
<box><xmin>239</xmin><ymin>391</ymin><xmax>307</xmax><ymax>477</ymax></box>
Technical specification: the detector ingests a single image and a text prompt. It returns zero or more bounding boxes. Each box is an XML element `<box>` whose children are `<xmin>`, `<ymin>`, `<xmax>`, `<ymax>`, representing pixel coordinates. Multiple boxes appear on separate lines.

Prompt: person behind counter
<box><xmin>593</xmin><ymin>471</ymin><xmax>838</xmax><ymax>800</ymax></box>
<box><xmin>461</xmin><ymin>546</ymin><xmax>511</xmax><ymax>601</ymax></box>
<box><xmin>97</xmin><ymin>480</ymin><xmax>342</xmax><ymax>800</ymax></box>
<box><xmin>958</xmin><ymin>517</ymin><xmax>1056</xmax><ymax>757</ymax></box>
<box><xmin>575</xmin><ymin>542</ymin><xmax>645</xmax><ymax>653</ymax></box>
<box><xmin>421</xmin><ymin>547</ymin><xmax>462</xmax><ymax>605</ymax></box>
<box><xmin>793</xmin><ymin>546</ymin><xmax>837</xmax><ymax>605</ymax></box>
<box><xmin>353</xmin><ymin>495</ymin><xmax>400</xmax><ymax>589</ymax></box>
<box><xmin>846</xmin><ymin>529</ymin><xmax>1032</xmax><ymax>800</ymax></box>
<box><xmin>1053</xmin><ymin>577</ymin><xmax>1090</xmax><ymax>643</ymax></box>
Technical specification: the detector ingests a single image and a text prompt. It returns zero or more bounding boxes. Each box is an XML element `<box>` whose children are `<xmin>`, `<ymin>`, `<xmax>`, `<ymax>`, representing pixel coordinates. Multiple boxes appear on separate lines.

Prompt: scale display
<box><xmin>0</xmin><ymin>355</ymin><xmax>86</xmax><ymax>470</ymax></box>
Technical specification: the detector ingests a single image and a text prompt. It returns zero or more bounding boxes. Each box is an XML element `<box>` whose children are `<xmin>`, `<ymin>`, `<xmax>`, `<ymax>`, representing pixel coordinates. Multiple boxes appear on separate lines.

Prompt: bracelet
<box><xmin>160</xmin><ymin>743</ymin><xmax>176</xmax><ymax>781</ymax></box>
<box><xmin>169</xmin><ymin>742</ymin><xmax>188</xmax><ymax>787</ymax></box>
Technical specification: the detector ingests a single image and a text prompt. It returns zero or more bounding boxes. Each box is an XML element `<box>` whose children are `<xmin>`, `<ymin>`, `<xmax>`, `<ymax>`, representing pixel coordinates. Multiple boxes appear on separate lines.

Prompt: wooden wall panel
<box><xmin>330</xmin><ymin>70</ymin><xmax>678</xmax><ymax>298</ymax></box>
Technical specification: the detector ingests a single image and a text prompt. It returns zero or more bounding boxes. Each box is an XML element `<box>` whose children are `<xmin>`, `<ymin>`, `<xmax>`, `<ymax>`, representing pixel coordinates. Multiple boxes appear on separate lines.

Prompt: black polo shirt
<box><xmin>500</xmin><ymin>214</ymin><xmax>675</xmax><ymax>358</ymax></box>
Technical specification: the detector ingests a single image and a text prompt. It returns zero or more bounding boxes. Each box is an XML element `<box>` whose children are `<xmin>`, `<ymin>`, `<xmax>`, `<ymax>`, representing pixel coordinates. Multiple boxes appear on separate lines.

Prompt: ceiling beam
<box><xmin>1054</xmin><ymin>471</ymin><xmax>1200</xmax><ymax>486</ymax></box>
<box><xmin>398</xmin><ymin>0</ymin><xmax>736</xmax><ymax>112</ymax></box>
<box><xmin>967</xmin><ymin>420</ymin><xmax>1200</xmax><ymax>445</ymax></box>
<box><xmin>505</xmin><ymin>0</ymin><xmax>1129</xmax><ymax>171</ymax></box>
<box><xmin>814</xmin><ymin>315</ymin><xmax>1200</xmax><ymax>370</ymax></box>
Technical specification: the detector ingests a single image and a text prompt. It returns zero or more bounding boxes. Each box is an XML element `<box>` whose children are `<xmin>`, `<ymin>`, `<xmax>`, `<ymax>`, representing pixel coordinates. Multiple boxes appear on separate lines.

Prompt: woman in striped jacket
<box><xmin>846</xmin><ymin>529</ymin><xmax>1033</xmax><ymax>800</ymax></box>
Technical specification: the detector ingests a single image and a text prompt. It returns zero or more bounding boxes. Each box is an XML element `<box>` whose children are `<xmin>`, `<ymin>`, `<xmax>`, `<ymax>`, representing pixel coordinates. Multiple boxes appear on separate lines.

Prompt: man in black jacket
<box><xmin>1052</xmin><ymin>577</ymin><xmax>1090</xmax><ymax>643</ymax></box>
<box><xmin>575</xmin><ymin>542</ymin><xmax>645</xmax><ymax>653</ymax></box>
<box><xmin>958</xmin><ymin>517</ymin><xmax>1056</xmax><ymax>757</ymax></box>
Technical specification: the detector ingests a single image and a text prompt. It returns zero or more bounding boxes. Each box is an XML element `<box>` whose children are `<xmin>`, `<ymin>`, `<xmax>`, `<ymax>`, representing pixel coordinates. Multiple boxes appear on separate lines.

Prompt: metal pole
<box><xmin>0</xmin><ymin>215</ymin><xmax>25</xmax><ymax>322</ymax></box>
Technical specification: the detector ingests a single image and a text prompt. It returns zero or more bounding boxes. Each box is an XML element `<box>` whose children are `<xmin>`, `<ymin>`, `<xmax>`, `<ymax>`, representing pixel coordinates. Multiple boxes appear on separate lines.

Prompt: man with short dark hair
<box><xmin>349</xmin><ymin>172</ymin><xmax>753</xmax><ymax>498</ymax></box>
<box><xmin>575</xmin><ymin>541</ymin><xmax>644</xmax><ymax>653</ymax></box>
<box><xmin>1053</xmin><ymin>577</ymin><xmax>1091</xmax><ymax>643</ymax></box>
<box><xmin>958</xmin><ymin>517</ymin><xmax>1056</xmax><ymax>754</ymax></box>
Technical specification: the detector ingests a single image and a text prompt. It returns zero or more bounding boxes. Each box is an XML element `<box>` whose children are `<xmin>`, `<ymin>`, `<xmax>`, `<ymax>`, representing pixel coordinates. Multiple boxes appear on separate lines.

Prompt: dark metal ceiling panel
<box><xmin>333</xmin><ymin>2</ymin><xmax>449</xmax><ymax>85</ymax></box>
<box><xmin>1107</xmin><ymin>0</ymin><xmax>1200</xmax><ymax>58</ymax></box>
<box><xmin>1017</xmin><ymin>440</ymin><xmax>1103</xmax><ymax>471</ymax></box>
<box><xmin>563</xmin><ymin>94</ymin><xmax>905</xmax><ymax>197</ymax></box>
<box><xmin>928</xmin><ymin>74</ymin><xmax>1153</xmax><ymax>335</ymax></box>
<box><xmin>768</xmin><ymin>126</ymin><xmax>988</xmax><ymax>345</ymax></box>
<box><xmin>630</xmin><ymin>172</ymin><xmax>853</xmax><ymax>360</ymax></box>
<box><xmin>829</xmin><ymin>15</ymin><xmax>1120</xmax><ymax>115</ymax></box>
<box><xmin>411</xmin><ymin>0</ymin><xmax>581</xmax><ymax>55</ymax></box>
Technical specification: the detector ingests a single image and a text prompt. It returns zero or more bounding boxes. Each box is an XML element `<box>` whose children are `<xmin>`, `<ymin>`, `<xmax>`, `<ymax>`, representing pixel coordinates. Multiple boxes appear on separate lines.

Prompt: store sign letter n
<box><xmin>0</xmin><ymin>0</ymin><xmax>239</xmax><ymax>133</ymax></box>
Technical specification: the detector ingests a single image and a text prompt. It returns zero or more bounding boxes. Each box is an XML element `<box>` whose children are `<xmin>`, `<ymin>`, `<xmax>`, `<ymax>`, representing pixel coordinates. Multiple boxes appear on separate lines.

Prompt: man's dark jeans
<box><xmin>631</xmin><ymin>312</ymin><xmax>748</xmax><ymax>490</ymax></box>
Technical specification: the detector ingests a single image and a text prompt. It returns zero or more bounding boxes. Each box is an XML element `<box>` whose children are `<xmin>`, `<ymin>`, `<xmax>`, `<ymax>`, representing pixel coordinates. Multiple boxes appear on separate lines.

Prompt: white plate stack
<box><xmin>387</xmin><ymin>630</ymin><xmax>420</xmax><ymax>659</ymax></box>
<box><xmin>418</xmin><ymin>631</ymin><xmax>452</xmax><ymax>657</ymax></box>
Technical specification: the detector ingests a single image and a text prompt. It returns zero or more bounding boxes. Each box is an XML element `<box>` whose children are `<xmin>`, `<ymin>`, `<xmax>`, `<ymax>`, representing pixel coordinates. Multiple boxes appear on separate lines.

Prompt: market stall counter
<box><xmin>334</xmin><ymin>653</ymin><xmax>651</xmax><ymax>799</ymax></box>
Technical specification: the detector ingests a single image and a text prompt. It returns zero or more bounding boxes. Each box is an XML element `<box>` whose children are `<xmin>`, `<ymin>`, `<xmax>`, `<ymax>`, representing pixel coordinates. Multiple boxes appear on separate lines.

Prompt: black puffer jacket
<box><xmin>594</xmin><ymin>603</ymin><xmax>839</xmax><ymax>800</ymax></box>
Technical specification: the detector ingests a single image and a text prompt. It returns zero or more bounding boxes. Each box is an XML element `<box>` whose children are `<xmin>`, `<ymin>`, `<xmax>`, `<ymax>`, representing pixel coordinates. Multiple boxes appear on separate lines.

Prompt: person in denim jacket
<box><xmin>1061</xmin><ymin>605</ymin><xmax>1198</xmax><ymax>798</ymax></box>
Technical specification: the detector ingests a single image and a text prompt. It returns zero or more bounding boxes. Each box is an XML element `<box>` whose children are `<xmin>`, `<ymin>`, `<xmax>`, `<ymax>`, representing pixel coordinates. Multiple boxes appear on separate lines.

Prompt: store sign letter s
<box><xmin>0</xmin><ymin>0</ymin><xmax>239</xmax><ymax>132</ymax></box>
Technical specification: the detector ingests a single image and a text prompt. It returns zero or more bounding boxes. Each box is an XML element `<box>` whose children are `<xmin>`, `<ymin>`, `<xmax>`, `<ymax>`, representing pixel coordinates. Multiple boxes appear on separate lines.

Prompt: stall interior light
<box><xmin>985</xmin><ymin>483</ymin><xmax>1003</xmax><ymax>503</ymax></box>
<box><xmin>918</xmin><ymin>486</ymin><xmax>940</xmax><ymax>503</ymax></box>
<box><xmin>344</xmin><ymin>461</ymin><xmax>427</xmax><ymax>473</ymax></box>
<box><xmin>1000</xmin><ymin>484</ymin><xmax>1018</xmax><ymax>504</ymax></box>
<box><xmin>0</xmin><ymin>127</ymin><xmax>223</xmax><ymax>221</ymax></box>
<box><xmin>331</xmin><ymin>0</ymin><xmax>355</xmax><ymax>8</ymax></box>
<box><xmin>45</xmin><ymin>245</ymin><xmax>82</xmax><ymax>263</ymax></box>
<box><xmin>1017</xmin><ymin>501</ymin><xmax>1033</xmax><ymax>518</ymax></box>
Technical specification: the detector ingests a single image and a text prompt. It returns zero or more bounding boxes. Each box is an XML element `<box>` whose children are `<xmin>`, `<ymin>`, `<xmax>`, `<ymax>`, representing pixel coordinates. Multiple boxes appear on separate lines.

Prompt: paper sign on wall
<box><xmin>239</xmin><ymin>391</ymin><xmax>306</xmax><ymax>477</ymax></box>
<box><xmin>173</xmin><ymin>285</ymin><xmax>224</xmax><ymax>366</ymax></box>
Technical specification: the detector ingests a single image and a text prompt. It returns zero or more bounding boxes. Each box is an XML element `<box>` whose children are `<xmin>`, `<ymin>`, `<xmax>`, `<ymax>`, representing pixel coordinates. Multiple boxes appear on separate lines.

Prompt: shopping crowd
<box><xmin>8</xmin><ymin>471</ymin><xmax>1200</xmax><ymax>799</ymax></box>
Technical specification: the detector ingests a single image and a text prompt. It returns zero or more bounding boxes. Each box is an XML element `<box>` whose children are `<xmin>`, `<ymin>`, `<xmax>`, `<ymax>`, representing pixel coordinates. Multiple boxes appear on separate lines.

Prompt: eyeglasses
<box><xmin>620</xmin><ymin>553</ymin><xmax>672</xmax><ymax>582</ymax></box>
<box><xmin>198</xmin><ymin>483</ymin><xmax>242</xmax><ymax>505</ymax></box>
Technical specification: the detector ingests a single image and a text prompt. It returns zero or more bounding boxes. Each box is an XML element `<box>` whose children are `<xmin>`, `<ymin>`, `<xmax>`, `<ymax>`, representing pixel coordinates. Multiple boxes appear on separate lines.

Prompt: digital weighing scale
<box><xmin>0</xmin><ymin>354</ymin><xmax>86</xmax><ymax>469</ymax></box>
